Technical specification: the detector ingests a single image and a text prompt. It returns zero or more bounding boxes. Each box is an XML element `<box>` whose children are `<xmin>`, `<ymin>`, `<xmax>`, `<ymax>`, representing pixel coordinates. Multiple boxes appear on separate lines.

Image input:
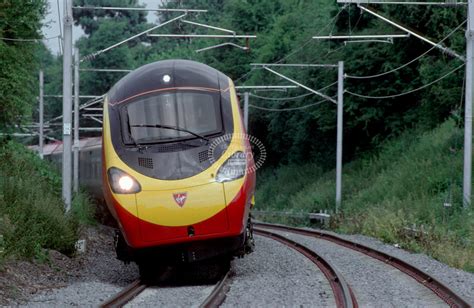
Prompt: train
<box><xmin>44</xmin><ymin>60</ymin><xmax>256</xmax><ymax>278</ymax></box>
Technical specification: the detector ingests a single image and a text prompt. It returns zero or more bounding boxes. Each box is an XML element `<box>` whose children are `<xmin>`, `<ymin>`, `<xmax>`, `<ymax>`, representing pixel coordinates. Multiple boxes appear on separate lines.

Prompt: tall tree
<box><xmin>0</xmin><ymin>0</ymin><xmax>47</xmax><ymax>130</ymax></box>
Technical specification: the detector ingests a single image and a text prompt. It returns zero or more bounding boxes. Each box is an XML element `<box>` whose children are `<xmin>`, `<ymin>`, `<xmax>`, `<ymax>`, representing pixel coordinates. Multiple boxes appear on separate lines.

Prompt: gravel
<box><xmin>335</xmin><ymin>232</ymin><xmax>474</xmax><ymax>304</ymax></box>
<box><xmin>263</xmin><ymin>227</ymin><xmax>474</xmax><ymax>307</ymax></box>
<box><xmin>127</xmin><ymin>285</ymin><xmax>214</xmax><ymax>307</ymax></box>
<box><xmin>6</xmin><ymin>223</ymin><xmax>473</xmax><ymax>307</ymax></box>
<box><xmin>221</xmin><ymin>236</ymin><xmax>336</xmax><ymax>307</ymax></box>
<box><xmin>19</xmin><ymin>282</ymin><xmax>123</xmax><ymax>307</ymax></box>
<box><xmin>10</xmin><ymin>226</ymin><xmax>140</xmax><ymax>307</ymax></box>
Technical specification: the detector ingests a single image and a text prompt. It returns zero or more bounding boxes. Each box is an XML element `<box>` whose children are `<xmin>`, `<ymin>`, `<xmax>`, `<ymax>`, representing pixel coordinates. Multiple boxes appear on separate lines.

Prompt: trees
<box><xmin>20</xmin><ymin>0</ymin><xmax>465</xmax><ymax>166</ymax></box>
<box><xmin>335</xmin><ymin>5</ymin><xmax>465</xmax><ymax>159</ymax></box>
<box><xmin>0</xmin><ymin>0</ymin><xmax>47</xmax><ymax>129</ymax></box>
<box><xmin>73</xmin><ymin>0</ymin><xmax>146</xmax><ymax>35</ymax></box>
<box><xmin>73</xmin><ymin>0</ymin><xmax>148</xmax><ymax>96</ymax></box>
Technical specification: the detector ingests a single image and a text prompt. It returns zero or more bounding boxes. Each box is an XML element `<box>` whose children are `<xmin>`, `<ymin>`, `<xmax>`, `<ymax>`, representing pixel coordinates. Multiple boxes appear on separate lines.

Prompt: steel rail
<box><xmin>101</xmin><ymin>270</ymin><xmax>231</xmax><ymax>307</ymax></box>
<box><xmin>254</xmin><ymin>222</ymin><xmax>471</xmax><ymax>308</ymax></box>
<box><xmin>254</xmin><ymin>228</ymin><xmax>357</xmax><ymax>308</ymax></box>
<box><xmin>100</xmin><ymin>279</ymin><xmax>147</xmax><ymax>308</ymax></box>
<box><xmin>199</xmin><ymin>270</ymin><xmax>232</xmax><ymax>308</ymax></box>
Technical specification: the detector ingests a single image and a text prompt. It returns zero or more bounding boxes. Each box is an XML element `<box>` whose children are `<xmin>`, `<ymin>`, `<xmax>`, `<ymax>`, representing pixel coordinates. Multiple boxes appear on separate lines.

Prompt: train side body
<box><xmin>44</xmin><ymin>137</ymin><xmax>102</xmax><ymax>199</ymax></box>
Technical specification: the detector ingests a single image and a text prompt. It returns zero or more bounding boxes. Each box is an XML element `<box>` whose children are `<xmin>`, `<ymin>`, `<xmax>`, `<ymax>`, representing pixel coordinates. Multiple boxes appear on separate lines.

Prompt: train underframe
<box><xmin>114</xmin><ymin>215</ymin><xmax>255</xmax><ymax>274</ymax></box>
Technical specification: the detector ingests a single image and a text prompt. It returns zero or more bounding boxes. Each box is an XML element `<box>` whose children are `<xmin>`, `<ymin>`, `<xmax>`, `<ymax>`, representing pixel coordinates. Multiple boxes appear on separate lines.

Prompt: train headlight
<box><xmin>108</xmin><ymin>167</ymin><xmax>141</xmax><ymax>194</ymax></box>
<box><xmin>216</xmin><ymin>151</ymin><xmax>247</xmax><ymax>183</ymax></box>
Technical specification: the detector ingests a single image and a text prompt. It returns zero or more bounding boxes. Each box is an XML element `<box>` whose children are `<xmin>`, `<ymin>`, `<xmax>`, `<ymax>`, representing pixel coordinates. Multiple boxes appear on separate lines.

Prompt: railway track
<box><xmin>254</xmin><ymin>222</ymin><xmax>471</xmax><ymax>308</ymax></box>
<box><xmin>254</xmin><ymin>228</ymin><xmax>357</xmax><ymax>308</ymax></box>
<box><xmin>100</xmin><ymin>279</ymin><xmax>146</xmax><ymax>307</ymax></box>
<box><xmin>100</xmin><ymin>270</ymin><xmax>231</xmax><ymax>308</ymax></box>
<box><xmin>199</xmin><ymin>270</ymin><xmax>232</xmax><ymax>308</ymax></box>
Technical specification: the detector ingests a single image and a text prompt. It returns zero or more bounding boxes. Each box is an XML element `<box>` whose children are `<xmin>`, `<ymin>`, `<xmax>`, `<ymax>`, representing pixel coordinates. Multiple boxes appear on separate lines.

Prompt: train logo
<box><xmin>173</xmin><ymin>193</ymin><xmax>187</xmax><ymax>207</ymax></box>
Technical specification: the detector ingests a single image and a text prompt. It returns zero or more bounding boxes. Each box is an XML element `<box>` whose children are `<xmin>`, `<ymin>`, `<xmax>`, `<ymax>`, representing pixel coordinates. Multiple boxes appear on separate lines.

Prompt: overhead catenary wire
<box><xmin>357</xmin><ymin>5</ymin><xmax>464</xmax><ymax>61</ymax></box>
<box><xmin>81</xmin><ymin>13</ymin><xmax>187</xmax><ymax>62</ymax></box>
<box><xmin>248</xmin><ymin>81</ymin><xmax>338</xmax><ymax>101</ymax></box>
<box><xmin>0</xmin><ymin>35</ymin><xmax>60</xmax><ymax>43</ymax></box>
<box><xmin>73</xmin><ymin>6</ymin><xmax>207</xmax><ymax>12</ymax></box>
<box><xmin>250</xmin><ymin>92</ymin><xmax>312</xmax><ymax>101</ymax></box>
<box><xmin>235</xmin><ymin>5</ymin><xmax>348</xmax><ymax>85</ymax></box>
<box><xmin>458</xmin><ymin>72</ymin><xmax>466</xmax><ymax>111</ymax></box>
<box><xmin>345</xmin><ymin>63</ymin><xmax>465</xmax><ymax>99</ymax></box>
<box><xmin>234</xmin><ymin>67</ymin><xmax>261</xmax><ymax>84</ymax></box>
<box><xmin>249</xmin><ymin>97</ymin><xmax>333</xmax><ymax>112</ymax></box>
<box><xmin>275</xmin><ymin>5</ymin><xmax>348</xmax><ymax>65</ymax></box>
<box><xmin>57</xmin><ymin>0</ymin><xmax>63</xmax><ymax>54</ymax></box>
<box><xmin>352</xmin><ymin>10</ymin><xmax>364</xmax><ymax>33</ymax></box>
<box><xmin>346</xmin><ymin>20</ymin><xmax>467</xmax><ymax>80</ymax></box>
<box><xmin>349</xmin><ymin>4</ymin><xmax>352</xmax><ymax>35</ymax></box>
<box><xmin>45</xmin><ymin>95</ymin><xmax>105</xmax><ymax>125</ymax></box>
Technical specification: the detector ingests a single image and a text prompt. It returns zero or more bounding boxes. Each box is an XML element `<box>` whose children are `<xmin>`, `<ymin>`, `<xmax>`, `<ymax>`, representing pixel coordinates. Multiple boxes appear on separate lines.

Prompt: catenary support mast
<box><xmin>62</xmin><ymin>0</ymin><xmax>73</xmax><ymax>212</ymax></box>
<box><xmin>244</xmin><ymin>92</ymin><xmax>249</xmax><ymax>131</ymax></box>
<box><xmin>39</xmin><ymin>70</ymin><xmax>44</xmax><ymax>159</ymax></box>
<box><xmin>464</xmin><ymin>0</ymin><xmax>474</xmax><ymax>207</ymax></box>
<box><xmin>336</xmin><ymin>61</ymin><xmax>344</xmax><ymax>213</ymax></box>
<box><xmin>73</xmin><ymin>48</ymin><xmax>80</xmax><ymax>193</ymax></box>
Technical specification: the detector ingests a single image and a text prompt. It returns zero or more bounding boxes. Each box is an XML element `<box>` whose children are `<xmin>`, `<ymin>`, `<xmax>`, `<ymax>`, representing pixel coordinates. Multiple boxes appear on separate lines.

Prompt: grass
<box><xmin>256</xmin><ymin>120</ymin><xmax>474</xmax><ymax>272</ymax></box>
<box><xmin>0</xmin><ymin>139</ymin><xmax>95</xmax><ymax>265</ymax></box>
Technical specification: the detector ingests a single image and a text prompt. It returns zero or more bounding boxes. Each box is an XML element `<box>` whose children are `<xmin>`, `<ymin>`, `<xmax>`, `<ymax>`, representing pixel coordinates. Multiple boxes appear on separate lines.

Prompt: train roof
<box><xmin>107</xmin><ymin>59</ymin><xmax>230</xmax><ymax>106</ymax></box>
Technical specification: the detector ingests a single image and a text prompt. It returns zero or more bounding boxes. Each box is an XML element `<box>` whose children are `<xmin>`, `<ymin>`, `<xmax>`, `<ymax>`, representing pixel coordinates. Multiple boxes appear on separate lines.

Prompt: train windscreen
<box><xmin>123</xmin><ymin>91</ymin><xmax>223</xmax><ymax>144</ymax></box>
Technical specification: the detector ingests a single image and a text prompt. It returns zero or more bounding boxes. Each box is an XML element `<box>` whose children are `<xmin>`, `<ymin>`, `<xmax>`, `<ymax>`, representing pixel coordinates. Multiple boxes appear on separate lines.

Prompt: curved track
<box><xmin>100</xmin><ymin>270</ymin><xmax>231</xmax><ymax>308</ymax></box>
<box><xmin>254</xmin><ymin>228</ymin><xmax>358</xmax><ymax>308</ymax></box>
<box><xmin>254</xmin><ymin>222</ymin><xmax>471</xmax><ymax>308</ymax></box>
<box><xmin>199</xmin><ymin>270</ymin><xmax>232</xmax><ymax>308</ymax></box>
<box><xmin>101</xmin><ymin>279</ymin><xmax>146</xmax><ymax>308</ymax></box>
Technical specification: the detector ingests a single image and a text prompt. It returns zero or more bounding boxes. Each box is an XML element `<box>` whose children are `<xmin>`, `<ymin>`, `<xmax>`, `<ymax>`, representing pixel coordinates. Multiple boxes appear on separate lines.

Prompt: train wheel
<box><xmin>114</xmin><ymin>230</ymin><xmax>132</xmax><ymax>263</ymax></box>
<box><xmin>244</xmin><ymin>215</ymin><xmax>255</xmax><ymax>254</ymax></box>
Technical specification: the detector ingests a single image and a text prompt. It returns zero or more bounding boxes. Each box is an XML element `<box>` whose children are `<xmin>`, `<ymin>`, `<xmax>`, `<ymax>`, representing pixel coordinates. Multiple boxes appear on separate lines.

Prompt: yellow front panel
<box><xmin>224</xmin><ymin>175</ymin><xmax>246</xmax><ymax>204</ymax></box>
<box><xmin>114</xmin><ymin>194</ymin><xmax>138</xmax><ymax>217</ymax></box>
<box><xmin>103</xmin><ymin>78</ymin><xmax>247</xmax><ymax>225</ymax></box>
<box><xmin>136</xmin><ymin>182</ymin><xmax>226</xmax><ymax>226</ymax></box>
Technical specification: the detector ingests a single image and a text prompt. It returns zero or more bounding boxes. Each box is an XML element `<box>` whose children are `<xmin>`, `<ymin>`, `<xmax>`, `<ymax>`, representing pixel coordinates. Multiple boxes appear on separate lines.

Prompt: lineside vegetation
<box><xmin>0</xmin><ymin>0</ymin><xmax>96</xmax><ymax>265</ymax></box>
<box><xmin>0</xmin><ymin>139</ymin><xmax>95</xmax><ymax>265</ymax></box>
<box><xmin>257</xmin><ymin>120</ymin><xmax>474</xmax><ymax>272</ymax></box>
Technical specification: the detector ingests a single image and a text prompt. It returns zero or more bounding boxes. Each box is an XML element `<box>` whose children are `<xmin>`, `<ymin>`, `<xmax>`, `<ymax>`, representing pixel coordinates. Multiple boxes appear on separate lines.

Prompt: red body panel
<box><xmin>102</xmin><ymin>144</ymin><xmax>256</xmax><ymax>249</ymax></box>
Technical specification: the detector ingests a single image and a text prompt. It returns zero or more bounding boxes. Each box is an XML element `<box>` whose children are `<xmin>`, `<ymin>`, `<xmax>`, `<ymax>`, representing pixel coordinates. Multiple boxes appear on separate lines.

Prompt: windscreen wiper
<box><xmin>130</xmin><ymin>124</ymin><xmax>210</xmax><ymax>143</ymax></box>
<box><xmin>126</xmin><ymin>114</ymin><xmax>149</xmax><ymax>151</ymax></box>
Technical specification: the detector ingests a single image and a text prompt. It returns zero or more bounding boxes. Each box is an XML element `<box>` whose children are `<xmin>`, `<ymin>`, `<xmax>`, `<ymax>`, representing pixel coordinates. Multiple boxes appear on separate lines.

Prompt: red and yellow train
<box><xmin>46</xmin><ymin>60</ymin><xmax>256</xmax><ymax>277</ymax></box>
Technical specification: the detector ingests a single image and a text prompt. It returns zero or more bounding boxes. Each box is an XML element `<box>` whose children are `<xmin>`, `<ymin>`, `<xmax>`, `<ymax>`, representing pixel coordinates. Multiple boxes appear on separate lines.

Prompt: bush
<box><xmin>0</xmin><ymin>140</ymin><xmax>94</xmax><ymax>263</ymax></box>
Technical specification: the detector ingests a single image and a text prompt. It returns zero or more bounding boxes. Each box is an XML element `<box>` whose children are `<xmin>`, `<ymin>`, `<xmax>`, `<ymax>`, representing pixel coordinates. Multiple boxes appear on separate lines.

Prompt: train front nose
<box><xmin>135</xmin><ymin>182</ymin><xmax>229</xmax><ymax>243</ymax></box>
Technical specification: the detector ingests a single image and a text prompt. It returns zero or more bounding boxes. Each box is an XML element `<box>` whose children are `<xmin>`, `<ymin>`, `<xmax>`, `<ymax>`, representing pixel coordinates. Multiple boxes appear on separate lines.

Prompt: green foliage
<box><xmin>31</xmin><ymin>0</ymin><xmax>467</xmax><ymax>161</ymax></box>
<box><xmin>37</xmin><ymin>43</ymin><xmax>63</xmax><ymax>124</ymax></box>
<box><xmin>0</xmin><ymin>0</ymin><xmax>47</xmax><ymax>129</ymax></box>
<box><xmin>145</xmin><ymin>1</ymin><xmax>465</xmax><ymax>165</ymax></box>
<box><xmin>71</xmin><ymin>192</ymin><xmax>96</xmax><ymax>227</ymax></box>
<box><xmin>73</xmin><ymin>0</ymin><xmax>147</xmax><ymax>35</ymax></box>
<box><xmin>256</xmin><ymin>120</ymin><xmax>474</xmax><ymax>271</ymax></box>
<box><xmin>337</xmin><ymin>5</ymin><xmax>465</xmax><ymax>151</ymax></box>
<box><xmin>0</xmin><ymin>140</ymin><xmax>94</xmax><ymax>263</ymax></box>
<box><xmin>32</xmin><ymin>1</ymin><xmax>464</xmax><ymax>163</ymax></box>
